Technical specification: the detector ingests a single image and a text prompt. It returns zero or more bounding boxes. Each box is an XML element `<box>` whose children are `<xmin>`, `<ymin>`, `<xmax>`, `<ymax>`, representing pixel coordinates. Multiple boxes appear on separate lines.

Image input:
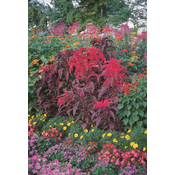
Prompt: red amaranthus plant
<box><xmin>56</xmin><ymin>47</ymin><xmax>129</xmax><ymax>131</ymax></box>
<box><xmin>35</xmin><ymin>49</ymin><xmax>76</xmax><ymax>117</ymax></box>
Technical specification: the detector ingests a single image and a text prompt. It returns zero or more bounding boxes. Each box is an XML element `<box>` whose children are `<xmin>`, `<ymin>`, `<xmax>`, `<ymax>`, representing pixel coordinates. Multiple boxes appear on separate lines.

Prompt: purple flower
<box><xmin>32</xmin><ymin>169</ymin><xmax>38</xmax><ymax>174</ymax></box>
<box><xmin>35</xmin><ymin>163</ymin><xmax>41</xmax><ymax>170</ymax></box>
<box><xmin>28</xmin><ymin>164</ymin><xmax>33</xmax><ymax>169</ymax></box>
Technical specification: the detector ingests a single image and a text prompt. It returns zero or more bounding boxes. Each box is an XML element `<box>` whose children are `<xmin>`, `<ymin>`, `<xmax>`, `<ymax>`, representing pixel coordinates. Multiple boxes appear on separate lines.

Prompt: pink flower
<box><xmin>32</xmin><ymin>155</ymin><xmax>38</xmax><ymax>161</ymax></box>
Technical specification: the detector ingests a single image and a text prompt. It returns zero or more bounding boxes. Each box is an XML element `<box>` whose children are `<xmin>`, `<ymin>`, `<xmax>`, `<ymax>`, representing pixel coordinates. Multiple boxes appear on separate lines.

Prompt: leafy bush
<box><xmin>117</xmin><ymin>69</ymin><xmax>147</xmax><ymax>129</ymax></box>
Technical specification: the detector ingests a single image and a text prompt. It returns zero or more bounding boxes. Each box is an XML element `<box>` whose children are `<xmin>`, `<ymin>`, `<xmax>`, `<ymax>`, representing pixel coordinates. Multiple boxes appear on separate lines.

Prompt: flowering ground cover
<box><xmin>28</xmin><ymin>22</ymin><xmax>147</xmax><ymax>174</ymax></box>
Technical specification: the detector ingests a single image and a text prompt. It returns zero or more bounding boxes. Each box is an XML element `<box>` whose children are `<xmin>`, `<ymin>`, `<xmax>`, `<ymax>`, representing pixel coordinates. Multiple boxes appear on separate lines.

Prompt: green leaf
<box><xmin>127</xmin><ymin>104</ymin><xmax>132</xmax><ymax>110</ymax></box>
<box><xmin>123</xmin><ymin>118</ymin><xmax>128</xmax><ymax>125</ymax></box>
<box><xmin>132</xmin><ymin>115</ymin><xmax>139</xmax><ymax>122</ymax></box>
<box><xmin>135</xmin><ymin>103</ymin><xmax>139</xmax><ymax>109</ymax></box>
<box><xmin>126</xmin><ymin>110</ymin><xmax>131</xmax><ymax>117</ymax></box>
<box><xmin>118</xmin><ymin>103</ymin><xmax>124</xmax><ymax>110</ymax></box>
<box><xmin>33</xmin><ymin>133</ymin><xmax>39</xmax><ymax>138</ymax></box>
<box><xmin>137</xmin><ymin>121</ymin><xmax>143</xmax><ymax>127</ymax></box>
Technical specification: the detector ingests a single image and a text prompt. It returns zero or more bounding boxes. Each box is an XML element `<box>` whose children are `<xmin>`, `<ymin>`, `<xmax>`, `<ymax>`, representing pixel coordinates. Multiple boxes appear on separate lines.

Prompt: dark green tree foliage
<box><xmin>28</xmin><ymin>0</ymin><xmax>48</xmax><ymax>31</ymax></box>
<box><xmin>48</xmin><ymin>0</ymin><xmax>81</xmax><ymax>27</ymax></box>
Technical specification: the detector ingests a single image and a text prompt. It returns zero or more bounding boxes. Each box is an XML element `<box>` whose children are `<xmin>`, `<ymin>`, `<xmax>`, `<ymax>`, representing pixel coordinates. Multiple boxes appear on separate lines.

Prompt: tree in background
<box><xmin>28</xmin><ymin>0</ymin><xmax>48</xmax><ymax>31</ymax></box>
<box><xmin>125</xmin><ymin>0</ymin><xmax>147</xmax><ymax>31</ymax></box>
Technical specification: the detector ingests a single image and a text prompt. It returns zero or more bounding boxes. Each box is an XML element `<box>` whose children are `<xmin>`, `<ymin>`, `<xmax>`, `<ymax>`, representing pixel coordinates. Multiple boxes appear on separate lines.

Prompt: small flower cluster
<box><xmin>50</xmin><ymin>22</ymin><xmax>66</xmax><ymax>36</ymax></box>
<box><xmin>98</xmin><ymin>143</ymin><xmax>147</xmax><ymax>168</ymax></box>
<box><xmin>102</xmin><ymin>26</ymin><xmax>115</xmax><ymax>37</ymax></box>
<box><xmin>119</xmin><ymin>165</ymin><xmax>147</xmax><ymax>175</ymax></box>
<box><xmin>68</xmin><ymin>22</ymin><xmax>81</xmax><ymax>34</ymax></box>
<box><xmin>28</xmin><ymin>123</ymin><xmax>38</xmax><ymax>137</ymax></box>
<box><xmin>42</xmin><ymin>127</ymin><xmax>62</xmax><ymax>142</ymax></box>
<box><xmin>136</xmin><ymin>31</ymin><xmax>147</xmax><ymax>41</ymax></box>
<box><xmin>83</xmin><ymin>141</ymin><xmax>98</xmax><ymax>158</ymax></box>
<box><xmin>123</xmin><ymin>82</ymin><xmax>139</xmax><ymax>96</ymax></box>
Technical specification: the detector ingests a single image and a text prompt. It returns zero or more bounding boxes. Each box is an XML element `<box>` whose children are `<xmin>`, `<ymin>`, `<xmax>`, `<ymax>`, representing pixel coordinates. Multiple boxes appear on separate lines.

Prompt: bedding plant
<box><xmin>28</xmin><ymin>22</ymin><xmax>147</xmax><ymax>174</ymax></box>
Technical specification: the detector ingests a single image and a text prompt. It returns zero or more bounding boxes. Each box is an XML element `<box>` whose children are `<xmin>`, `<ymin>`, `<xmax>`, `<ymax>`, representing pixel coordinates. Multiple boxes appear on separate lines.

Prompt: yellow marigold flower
<box><xmin>113</xmin><ymin>138</ymin><xmax>118</xmax><ymax>143</ymax></box>
<box><xmin>63</xmin><ymin>126</ymin><xmax>67</xmax><ymax>130</ymax></box>
<box><xmin>73</xmin><ymin>42</ymin><xmax>80</xmax><ymax>46</ymax></box>
<box><xmin>125</xmin><ymin>135</ymin><xmax>130</xmax><ymax>140</ymax></box>
<box><xmin>125</xmin><ymin>146</ymin><xmax>128</xmax><ymax>149</ymax></box>
<box><xmin>40</xmin><ymin>118</ymin><xmax>42</xmax><ymax>120</ymax></box>
<box><xmin>143</xmin><ymin>147</ymin><xmax>146</xmax><ymax>151</ymax></box>
<box><xmin>32</xmin><ymin>115</ymin><xmax>34</xmax><ymax>119</ymax></box>
<box><xmin>91</xmin><ymin>129</ymin><xmax>95</xmax><ymax>132</ymax></box>
<box><xmin>133</xmin><ymin>143</ymin><xmax>138</xmax><ymax>149</ymax></box>
<box><xmin>29</xmin><ymin>119</ymin><xmax>32</xmax><ymax>123</ymax></box>
<box><xmin>80</xmin><ymin>135</ymin><xmax>83</xmax><ymax>139</ymax></box>
<box><xmin>74</xmin><ymin>133</ymin><xmax>78</xmax><ymax>138</ymax></box>
<box><xmin>54</xmin><ymin>122</ymin><xmax>56</xmax><ymax>125</ymax></box>
<box><xmin>120</xmin><ymin>136</ymin><xmax>124</xmax><ymax>138</ymax></box>
<box><xmin>43</xmin><ymin>119</ymin><xmax>45</xmax><ymax>122</ymax></box>
<box><xmin>127</xmin><ymin>130</ymin><xmax>131</xmax><ymax>133</ymax></box>
<box><xmin>44</xmin><ymin>114</ymin><xmax>47</xmax><ymax>117</ymax></box>
<box><xmin>107</xmin><ymin>133</ymin><xmax>112</xmax><ymax>137</ymax></box>
<box><xmin>144</xmin><ymin>130</ymin><xmax>147</xmax><ymax>134</ymax></box>
<box><xmin>60</xmin><ymin>123</ymin><xmax>64</xmax><ymax>126</ymax></box>
<box><xmin>121</xmin><ymin>133</ymin><xmax>124</xmax><ymax>135</ymax></box>
<box><xmin>71</xmin><ymin>121</ymin><xmax>74</xmax><ymax>123</ymax></box>
<box><xmin>91</xmin><ymin>125</ymin><xmax>93</xmax><ymax>127</ymax></box>
<box><xmin>102</xmin><ymin>134</ymin><xmax>106</xmax><ymax>138</ymax></box>
<box><xmin>49</xmin><ymin>125</ymin><xmax>52</xmax><ymax>127</ymax></box>
<box><xmin>84</xmin><ymin>129</ymin><xmax>88</xmax><ymax>133</ymax></box>
<box><xmin>28</xmin><ymin>115</ymin><xmax>30</xmax><ymax>117</ymax></box>
<box><xmin>33</xmin><ymin>122</ymin><xmax>36</xmax><ymax>125</ymax></box>
<box><xmin>67</xmin><ymin>123</ymin><xmax>71</xmax><ymax>126</ymax></box>
<box><xmin>130</xmin><ymin>142</ymin><xmax>135</xmax><ymax>146</ymax></box>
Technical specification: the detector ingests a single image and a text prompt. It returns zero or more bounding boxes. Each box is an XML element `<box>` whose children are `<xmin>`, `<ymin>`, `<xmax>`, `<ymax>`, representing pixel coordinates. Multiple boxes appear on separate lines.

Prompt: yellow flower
<box><xmin>102</xmin><ymin>134</ymin><xmax>106</xmax><ymax>138</ymax></box>
<box><xmin>63</xmin><ymin>126</ymin><xmax>67</xmax><ymax>130</ymax></box>
<box><xmin>125</xmin><ymin>146</ymin><xmax>128</xmax><ymax>149</ymax></box>
<box><xmin>43</xmin><ymin>119</ymin><xmax>45</xmax><ymax>122</ymax></box>
<box><xmin>29</xmin><ymin>119</ymin><xmax>32</xmax><ymax>123</ymax></box>
<box><xmin>120</xmin><ymin>136</ymin><xmax>124</xmax><ymax>138</ymax></box>
<box><xmin>44</xmin><ymin>114</ymin><xmax>47</xmax><ymax>117</ymax></box>
<box><xmin>80</xmin><ymin>135</ymin><xmax>83</xmax><ymax>139</ymax></box>
<box><xmin>125</xmin><ymin>135</ymin><xmax>130</xmax><ymax>140</ymax></box>
<box><xmin>133</xmin><ymin>143</ymin><xmax>138</xmax><ymax>149</ymax></box>
<box><xmin>33</xmin><ymin>122</ymin><xmax>36</xmax><ymax>125</ymax></box>
<box><xmin>144</xmin><ymin>130</ymin><xmax>147</xmax><ymax>134</ymax></box>
<box><xmin>67</xmin><ymin>123</ymin><xmax>71</xmax><ymax>126</ymax></box>
<box><xmin>127</xmin><ymin>130</ymin><xmax>131</xmax><ymax>133</ymax></box>
<box><xmin>74</xmin><ymin>133</ymin><xmax>78</xmax><ymax>138</ymax></box>
<box><xmin>60</xmin><ymin>123</ymin><xmax>64</xmax><ymax>126</ymax></box>
<box><xmin>121</xmin><ymin>133</ymin><xmax>124</xmax><ymax>135</ymax></box>
<box><xmin>143</xmin><ymin>147</ymin><xmax>146</xmax><ymax>151</ymax></box>
<box><xmin>71</xmin><ymin>121</ymin><xmax>74</xmax><ymax>123</ymax></box>
<box><xmin>32</xmin><ymin>115</ymin><xmax>34</xmax><ymax>119</ymax></box>
<box><xmin>91</xmin><ymin>129</ymin><xmax>95</xmax><ymax>132</ymax></box>
<box><xmin>84</xmin><ymin>129</ymin><xmax>88</xmax><ymax>133</ymax></box>
<box><xmin>54</xmin><ymin>122</ymin><xmax>56</xmax><ymax>125</ymax></box>
<box><xmin>130</xmin><ymin>142</ymin><xmax>135</xmax><ymax>146</ymax></box>
<box><xmin>107</xmin><ymin>133</ymin><xmax>112</xmax><ymax>137</ymax></box>
<box><xmin>49</xmin><ymin>125</ymin><xmax>52</xmax><ymax>127</ymax></box>
<box><xmin>113</xmin><ymin>138</ymin><xmax>118</xmax><ymax>143</ymax></box>
<box><xmin>28</xmin><ymin>115</ymin><xmax>30</xmax><ymax>117</ymax></box>
<box><xmin>40</xmin><ymin>118</ymin><xmax>42</xmax><ymax>120</ymax></box>
<box><xmin>91</xmin><ymin>125</ymin><xmax>93</xmax><ymax>127</ymax></box>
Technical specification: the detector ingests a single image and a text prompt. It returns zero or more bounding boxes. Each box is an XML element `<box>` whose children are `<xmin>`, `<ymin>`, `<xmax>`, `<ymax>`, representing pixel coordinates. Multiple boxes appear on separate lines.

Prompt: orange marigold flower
<box><xmin>38</xmin><ymin>69</ymin><xmax>43</xmax><ymax>73</ymax></box>
<box><xmin>93</xmin><ymin>36</ymin><xmax>100</xmax><ymax>39</ymax></box>
<box><xmin>116</xmin><ymin>36</ymin><xmax>122</xmax><ymax>40</ymax></box>
<box><xmin>83</xmin><ymin>42</ymin><xmax>87</xmax><ymax>44</ymax></box>
<box><xmin>32</xmin><ymin>59</ymin><xmax>39</xmax><ymax>63</ymax></box>
<box><xmin>73</xmin><ymin>42</ymin><xmax>80</xmax><ymax>46</ymax></box>
<box><xmin>31</xmin><ymin>27</ymin><xmax>36</xmax><ymax>31</ymax></box>
<box><xmin>66</xmin><ymin>35</ymin><xmax>71</xmax><ymax>38</ymax></box>
<box><xmin>29</xmin><ymin>35</ymin><xmax>37</xmax><ymax>39</ymax></box>
<box><xmin>62</xmin><ymin>49</ymin><xmax>66</xmax><ymax>52</ymax></box>
<box><xmin>78</xmin><ymin>34</ymin><xmax>83</xmax><ymax>37</ymax></box>
<box><xmin>133</xmin><ymin>56</ymin><xmax>140</xmax><ymax>59</ymax></box>
<box><xmin>102</xmin><ymin>29</ymin><xmax>108</xmax><ymax>32</ymax></box>
<box><xmin>114</xmin><ymin>42</ymin><xmax>119</xmax><ymax>45</ymax></box>
<box><xmin>87</xmin><ymin>35</ymin><xmax>92</xmax><ymax>38</ymax></box>
<box><xmin>40</xmin><ymin>64</ymin><xmax>43</xmax><ymax>67</ymax></box>
<box><xmin>49</xmin><ymin>56</ymin><xmax>55</xmax><ymax>62</ymax></box>
<box><xmin>46</xmin><ymin>36</ymin><xmax>55</xmax><ymax>39</ymax></box>
<box><xmin>122</xmin><ymin>49</ymin><xmax>128</xmax><ymax>53</ymax></box>
<box><xmin>66</xmin><ymin>44</ymin><xmax>70</xmax><ymax>48</ymax></box>
<box><xmin>127</xmin><ymin>62</ymin><xmax>134</xmax><ymax>66</ymax></box>
<box><xmin>70</xmin><ymin>30</ymin><xmax>75</xmax><ymax>33</ymax></box>
<box><xmin>60</xmin><ymin>38</ymin><xmax>65</xmax><ymax>40</ymax></box>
